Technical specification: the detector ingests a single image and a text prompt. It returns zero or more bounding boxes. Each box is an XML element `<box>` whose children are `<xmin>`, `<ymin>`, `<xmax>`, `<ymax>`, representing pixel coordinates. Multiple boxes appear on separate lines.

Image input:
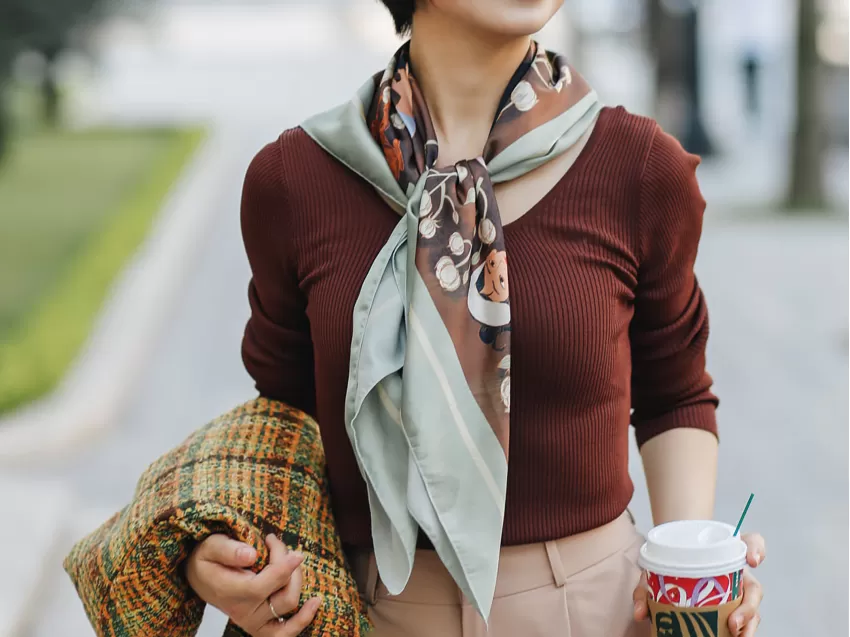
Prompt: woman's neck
<box><xmin>408</xmin><ymin>13</ymin><xmax>531</xmax><ymax>165</ymax></box>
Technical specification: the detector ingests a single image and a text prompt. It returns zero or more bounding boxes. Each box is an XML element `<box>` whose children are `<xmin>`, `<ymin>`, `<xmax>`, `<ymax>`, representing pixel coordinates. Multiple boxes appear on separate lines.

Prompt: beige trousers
<box><xmin>351</xmin><ymin>513</ymin><xmax>650</xmax><ymax>637</ymax></box>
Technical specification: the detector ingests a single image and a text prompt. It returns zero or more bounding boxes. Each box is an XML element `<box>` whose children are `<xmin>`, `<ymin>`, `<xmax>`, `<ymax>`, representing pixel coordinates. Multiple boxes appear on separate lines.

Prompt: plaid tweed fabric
<box><xmin>64</xmin><ymin>398</ymin><xmax>372</xmax><ymax>637</ymax></box>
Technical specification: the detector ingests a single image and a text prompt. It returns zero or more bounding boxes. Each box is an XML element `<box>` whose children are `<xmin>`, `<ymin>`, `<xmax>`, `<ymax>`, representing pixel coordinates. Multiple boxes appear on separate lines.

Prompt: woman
<box><xmin>185</xmin><ymin>1</ymin><xmax>766</xmax><ymax>635</ymax></box>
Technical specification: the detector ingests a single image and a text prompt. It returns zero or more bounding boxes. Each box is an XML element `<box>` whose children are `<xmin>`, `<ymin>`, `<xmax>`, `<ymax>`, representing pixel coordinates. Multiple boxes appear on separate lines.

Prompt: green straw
<box><xmin>731</xmin><ymin>493</ymin><xmax>754</xmax><ymax>600</ymax></box>
<box><xmin>733</xmin><ymin>493</ymin><xmax>754</xmax><ymax>537</ymax></box>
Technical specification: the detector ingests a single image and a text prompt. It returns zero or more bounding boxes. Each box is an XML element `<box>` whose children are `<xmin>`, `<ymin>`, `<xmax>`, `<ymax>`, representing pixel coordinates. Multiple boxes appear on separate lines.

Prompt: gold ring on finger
<box><xmin>268</xmin><ymin>598</ymin><xmax>285</xmax><ymax>624</ymax></box>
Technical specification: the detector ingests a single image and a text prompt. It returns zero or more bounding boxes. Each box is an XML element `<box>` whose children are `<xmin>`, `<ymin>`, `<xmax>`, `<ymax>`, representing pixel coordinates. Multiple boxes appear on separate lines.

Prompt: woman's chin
<box><xmin>433</xmin><ymin>0</ymin><xmax>563</xmax><ymax>39</ymax></box>
<box><xmin>504</xmin><ymin>17</ymin><xmax>557</xmax><ymax>38</ymax></box>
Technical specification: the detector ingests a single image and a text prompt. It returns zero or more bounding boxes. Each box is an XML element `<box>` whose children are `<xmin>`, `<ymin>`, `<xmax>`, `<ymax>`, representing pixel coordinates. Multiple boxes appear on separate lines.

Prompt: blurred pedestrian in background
<box><xmin>739</xmin><ymin>0</ymin><xmax>765</xmax><ymax>120</ymax></box>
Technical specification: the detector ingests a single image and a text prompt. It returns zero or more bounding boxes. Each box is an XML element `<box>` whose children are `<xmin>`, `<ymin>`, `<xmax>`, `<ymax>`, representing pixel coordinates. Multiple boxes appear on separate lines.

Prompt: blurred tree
<box><xmin>786</xmin><ymin>0</ymin><xmax>825</xmax><ymax>209</ymax></box>
<box><xmin>679</xmin><ymin>3</ymin><xmax>713</xmax><ymax>156</ymax></box>
<box><xmin>647</xmin><ymin>0</ymin><xmax>714</xmax><ymax>156</ymax></box>
<box><xmin>0</xmin><ymin>0</ymin><xmax>106</xmax><ymax>157</ymax></box>
<box><xmin>0</xmin><ymin>60</ymin><xmax>11</xmax><ymax>162</ymax></box>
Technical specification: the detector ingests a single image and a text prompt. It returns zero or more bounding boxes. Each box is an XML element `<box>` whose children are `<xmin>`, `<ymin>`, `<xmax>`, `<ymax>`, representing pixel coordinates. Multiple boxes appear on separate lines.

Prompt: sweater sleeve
<box><xmin>630</xmin><ymin>126</ymin><xmax>719</xmax><ymax>448</ymax></box>
<box><xmin>240</xmin><ymin>138</ymin><xmax>316</xmax><ymax>417</ymax></box>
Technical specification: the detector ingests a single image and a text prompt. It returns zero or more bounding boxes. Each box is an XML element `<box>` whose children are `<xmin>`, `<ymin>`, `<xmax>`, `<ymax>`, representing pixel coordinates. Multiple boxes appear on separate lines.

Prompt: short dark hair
<box><xmin>378</xmin><ymin>0</ymin><xmax>415</xmax><ymax>35</ymax></box>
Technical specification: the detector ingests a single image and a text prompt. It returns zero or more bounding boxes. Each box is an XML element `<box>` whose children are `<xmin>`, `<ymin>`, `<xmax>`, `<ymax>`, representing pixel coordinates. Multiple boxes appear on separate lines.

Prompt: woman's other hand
<box><xmin>185</xmin><ymin>532</ymin><xmax>322</xmax><ymax>636</ymax></box>
<box><xmin>632</xmin><ymin>532</ymin><xmax>766</xmax><ymax>636</ymax></box>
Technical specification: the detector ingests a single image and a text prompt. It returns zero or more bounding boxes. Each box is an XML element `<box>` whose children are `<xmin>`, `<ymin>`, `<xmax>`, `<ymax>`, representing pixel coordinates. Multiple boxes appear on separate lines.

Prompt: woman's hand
<box><xmin>185</xmin><ymin>533</ymin><xmax>322</xmax><ymax>636</ymax></box>
<box><xmin>633</xmin><ymin>532</ymin><xmax>766</xmax><ymax>636</ymax></box>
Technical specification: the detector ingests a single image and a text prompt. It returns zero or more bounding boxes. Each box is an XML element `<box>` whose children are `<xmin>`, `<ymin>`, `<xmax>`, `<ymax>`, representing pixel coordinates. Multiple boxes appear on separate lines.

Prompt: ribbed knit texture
<box><xmin>240</xmin><ymin>106</ymin><xmax>719</xmax><ymax>549</ymax></box>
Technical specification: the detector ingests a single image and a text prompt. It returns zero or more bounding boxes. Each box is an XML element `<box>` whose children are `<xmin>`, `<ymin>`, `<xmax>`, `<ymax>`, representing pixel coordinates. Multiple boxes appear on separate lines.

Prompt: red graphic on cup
<box><xmin>645</xmin><ymin>570</ymin><xmax>744</xmax><ymax>608</ymax></box>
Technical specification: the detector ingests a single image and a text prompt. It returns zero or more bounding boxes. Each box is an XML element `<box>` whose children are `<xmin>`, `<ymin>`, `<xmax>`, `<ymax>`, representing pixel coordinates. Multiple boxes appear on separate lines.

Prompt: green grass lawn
<box><xmin>0</xmin><ymin>124</ymin><xmax>204</xmax><ymax>415</ymax></box>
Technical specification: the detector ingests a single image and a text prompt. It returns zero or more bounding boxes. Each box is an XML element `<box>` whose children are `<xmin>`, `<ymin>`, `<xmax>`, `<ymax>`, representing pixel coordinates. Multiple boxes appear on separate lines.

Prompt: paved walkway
<box><xmin>3</xmin><ymin>3</ymin><xmax>848</xmax><ymax>635</ymax></box>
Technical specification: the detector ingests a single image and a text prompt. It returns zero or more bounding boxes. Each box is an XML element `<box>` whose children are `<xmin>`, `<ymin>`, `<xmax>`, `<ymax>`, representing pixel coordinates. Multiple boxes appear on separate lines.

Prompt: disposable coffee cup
<box><xmin>638</xmin><ymin>520</ymin><xmax>747</xmax><ymax>637</ymax></box>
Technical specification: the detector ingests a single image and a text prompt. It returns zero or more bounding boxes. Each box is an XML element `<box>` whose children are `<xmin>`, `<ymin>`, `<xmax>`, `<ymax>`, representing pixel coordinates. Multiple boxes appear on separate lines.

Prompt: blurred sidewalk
<box><xmin>1</xmin><ymin>3</ymin><xmax>846</xmax><ymax>636</ymax></box>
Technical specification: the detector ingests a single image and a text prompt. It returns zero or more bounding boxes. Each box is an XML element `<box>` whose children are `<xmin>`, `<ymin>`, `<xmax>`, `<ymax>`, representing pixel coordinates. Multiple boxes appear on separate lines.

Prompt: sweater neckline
<box><xmin>502</xmin><ymin>105</ymin><xmax>611</xmax><ymax>233</ymax></box>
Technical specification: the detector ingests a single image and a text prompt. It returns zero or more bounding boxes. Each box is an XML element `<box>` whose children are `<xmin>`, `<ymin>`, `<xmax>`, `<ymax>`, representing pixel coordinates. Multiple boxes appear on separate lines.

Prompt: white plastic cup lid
<box><xmin>638</xmin><ymin>520</ymin><xmax>748</xmax><ymax>578</ymax></box>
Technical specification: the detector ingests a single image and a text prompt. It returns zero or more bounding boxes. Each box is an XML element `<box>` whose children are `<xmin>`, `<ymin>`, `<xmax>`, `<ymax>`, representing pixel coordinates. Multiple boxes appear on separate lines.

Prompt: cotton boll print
<box><xmin>435</xmin><ymin>256</ymin><xmax>462</xmax><ymax>292</ymax></box>
<box><xmin>478</xmin><ymin>218</ymin><xmax>497</xmax><ymax>244</ymax></box>
<box><xmin>419</xmin><ymin>217</ymin><xmax>437</xmax><ymax>239</ymax></box>
<box><xmin>499</xmin><ymin>356</ymin><xmax>511</xmax><ymax>413</ymax></box>
<box><xmin>510</xmin><ymin>81</ymin><xmax>538</xmax><ymax>112</ymax></box>
<box><xmin>448</xmin><ymin>232</ymin><xmax>466</xmax><ymax>256</ymax></box>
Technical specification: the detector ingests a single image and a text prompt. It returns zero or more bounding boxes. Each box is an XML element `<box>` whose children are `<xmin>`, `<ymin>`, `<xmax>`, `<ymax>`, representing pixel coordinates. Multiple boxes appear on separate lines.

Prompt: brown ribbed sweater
<box><xmin>240</xmin><ymin>106</ymin><xmax>719</xmax><ymax>549</ymax></box>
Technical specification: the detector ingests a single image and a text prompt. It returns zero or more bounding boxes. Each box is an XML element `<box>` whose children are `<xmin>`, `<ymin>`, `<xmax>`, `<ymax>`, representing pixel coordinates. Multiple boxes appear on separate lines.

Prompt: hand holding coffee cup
<box><xmin>632</xmin><ymin>521</ymin><xmax>765</xmax><ymax>636</ymax></box>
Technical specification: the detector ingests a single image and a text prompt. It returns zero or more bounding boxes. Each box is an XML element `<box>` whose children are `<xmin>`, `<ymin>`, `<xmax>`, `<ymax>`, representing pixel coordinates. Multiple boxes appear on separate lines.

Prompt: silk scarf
<box><xmin>302</xmin><ymin>41</ymin><xmax>600</xmax><ymax>620</ymax></box>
